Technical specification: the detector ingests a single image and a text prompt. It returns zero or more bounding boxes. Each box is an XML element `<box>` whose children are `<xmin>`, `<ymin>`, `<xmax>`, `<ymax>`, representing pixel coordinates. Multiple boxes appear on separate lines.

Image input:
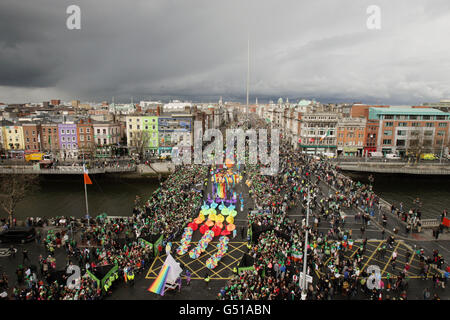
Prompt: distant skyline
<box><xmin>2</xmin><ymin>0</ymin><xmax>450</xmax><ymax>105</ymax></box>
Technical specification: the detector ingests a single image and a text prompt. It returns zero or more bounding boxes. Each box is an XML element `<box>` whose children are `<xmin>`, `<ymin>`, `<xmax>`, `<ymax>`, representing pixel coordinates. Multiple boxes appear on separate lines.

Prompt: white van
<box><xmin>386</xmin><ymin>153</ymin><xmax>401</xmax><ymax>160</ymax></box>
<box><xmin>369</xmin><ymin>152</ymin><xmax>383</xmax><ymax>158</ymax></box>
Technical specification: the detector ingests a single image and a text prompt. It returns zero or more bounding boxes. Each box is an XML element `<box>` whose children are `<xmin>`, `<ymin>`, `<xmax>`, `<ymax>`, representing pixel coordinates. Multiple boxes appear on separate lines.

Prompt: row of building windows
<box><xmin>129</xmin><ymin>125</ymin><xmax>157</xmax><ymax>130</ymax></box>
<box><xmin>128</xmin><ymin>118</ymin><xmax>157</xmax><ymax>123</ymax></box>
<box><xmin>384</xmin><ymin>130</ymin><xmax>446</xmax><ymax>136</ymax></box>
<box><xmin>383</xmin><ymin>115</ymin><xmax>447</xmax><ymax>121</ymax></box>
<box><xmin>385</xmin><ymin>122</ymin><xmax>447</xmax><ymax>128</ymax></box>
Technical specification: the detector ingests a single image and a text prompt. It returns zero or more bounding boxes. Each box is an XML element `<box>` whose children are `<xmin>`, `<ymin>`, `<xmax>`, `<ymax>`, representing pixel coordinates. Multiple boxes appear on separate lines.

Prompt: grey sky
<box><xmin>1</xmin><ymin>0</ymin><xmax>450</xmax><ymax>104</ymax></box>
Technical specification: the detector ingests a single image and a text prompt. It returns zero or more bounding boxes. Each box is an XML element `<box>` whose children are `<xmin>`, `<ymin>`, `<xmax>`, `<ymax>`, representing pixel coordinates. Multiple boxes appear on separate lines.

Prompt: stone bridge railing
<box><xmin>0</xmin><ymin>165</ymin><xmax>137</xmax><ymax>174</ymax></box>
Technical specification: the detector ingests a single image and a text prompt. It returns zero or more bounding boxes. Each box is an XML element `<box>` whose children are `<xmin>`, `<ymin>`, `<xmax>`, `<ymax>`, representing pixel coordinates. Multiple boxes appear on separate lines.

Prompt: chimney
<box><xmin>156</xmin><ymin>106</ymin><xmax>161</xmax><ymax>116</ymax></box>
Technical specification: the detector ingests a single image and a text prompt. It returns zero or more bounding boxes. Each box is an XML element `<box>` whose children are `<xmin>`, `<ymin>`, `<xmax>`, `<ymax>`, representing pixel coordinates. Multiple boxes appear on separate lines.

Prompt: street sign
<box><xmin>298</xmin><ymin>272</ymin><xmax>313</xmax><ymax>289</ymax></box>
<box><xmin>299</xmin><ymin>272</ymin><xmax>313</xmax><ymax>282</ymax></box>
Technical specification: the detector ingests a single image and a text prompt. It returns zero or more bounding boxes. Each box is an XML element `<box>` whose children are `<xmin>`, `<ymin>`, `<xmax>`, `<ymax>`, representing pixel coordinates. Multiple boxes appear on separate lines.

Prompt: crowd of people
<box><xmin>1</xmin><ymin>163</ymin><xmax>208</xmax><ymax>300</ymax></box>
<box><xmin>218</xmin><ymin>116</ymin><xmax>448</xmax><ymax>300</ymax></box>
<box><xmin>0</xmin><ymin>115</ymin><xmax>448</xmax><ymax>300</ymax></box>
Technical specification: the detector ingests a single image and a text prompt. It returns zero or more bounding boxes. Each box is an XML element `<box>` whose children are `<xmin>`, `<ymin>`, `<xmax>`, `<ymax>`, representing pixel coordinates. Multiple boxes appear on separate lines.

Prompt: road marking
<box><xmin>361</xmin><ymin>240</ymin><xmax>384</xmax><ymax>272</ymax></box>
<box><xmin>145</xmin><ymin>241</ymin><xmax>246</xmax><ymax>280</ymax></box>
<box><xmin>381</xmin><ymin>241</ymin><xmax>401</xmax><ymax>276</ymax></box>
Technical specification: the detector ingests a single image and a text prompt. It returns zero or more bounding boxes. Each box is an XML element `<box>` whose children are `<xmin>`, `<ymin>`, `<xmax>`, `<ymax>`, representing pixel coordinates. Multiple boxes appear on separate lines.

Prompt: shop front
<box><xmin>343</xmin><ymin>147</ymin><xmax>359</xmax><ymax>157</ymax></box>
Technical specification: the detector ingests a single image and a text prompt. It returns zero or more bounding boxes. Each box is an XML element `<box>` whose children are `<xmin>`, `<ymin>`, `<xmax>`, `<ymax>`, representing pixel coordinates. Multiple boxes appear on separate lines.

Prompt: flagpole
<box><xmin>83</xmin><ymin>153</ymin><xmax>90</xmax><ymax>224</ymax></box>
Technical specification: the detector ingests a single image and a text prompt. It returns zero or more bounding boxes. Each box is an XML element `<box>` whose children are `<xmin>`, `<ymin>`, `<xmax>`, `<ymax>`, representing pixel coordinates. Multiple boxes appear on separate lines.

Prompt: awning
<box><xmin>299</xmin><ymin>145</ymin><xmax>337</xmax><ymax>148</ymax></box>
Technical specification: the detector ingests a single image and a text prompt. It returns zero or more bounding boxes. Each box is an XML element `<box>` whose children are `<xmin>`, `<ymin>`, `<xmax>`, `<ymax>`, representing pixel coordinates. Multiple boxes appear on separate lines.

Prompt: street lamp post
<box><xmin>301</xmin><ymin>186</ymin><xmax>311</xmax><ymax>299</ymax></box>
<box><xmin>440</xmin><ymin>130</ymin><xmax>446</xmax><ymax>164</ymax></box>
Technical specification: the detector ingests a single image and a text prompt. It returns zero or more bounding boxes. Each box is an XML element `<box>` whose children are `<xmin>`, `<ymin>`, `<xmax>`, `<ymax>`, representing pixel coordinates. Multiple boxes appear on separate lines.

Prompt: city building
<box><xmin>422</xmin><ymin>100</ymin><xmax>450</xmax><ymax>112</ymax></box>
<box><xmin>93</xmin><ymin>121</ymin><xmax>121</xmax><ymax>158</ymax></box>
<box><xmin>336</xmin><ymin>117</ymin><xmax>366</xmax><ymax>156</ymax></box>
<box><xmin>77</xmin><ymin>118</ymin><xmax>94</xmax><ymax>157</ymax></box>
<box><xmin>40</xmin><ymin>122</ymin><xmax>60</xmax><ymax>156</ymax></box>
<box><xmin>3</xmin><ymin>122</ymin><xmax>25</xmax><ymax>153</ymax></box>
<box><xmin>368</xmin><ymin>107</ymin><xmax>450</xmax><ymax>156</ymax></box>
<box><xmin>22</xmin><ymin>122</ymin><xmax>41</xmax><ymax>154</ymax></box>
<box><xmin>141</xmin><ymin>116</ymin><xmax>159</xmax><ymax>157</ymax></box>
<box><xmin>58</xmin><ymin>123</ymin><xmax>78</xmax><ymax>159</ymax></box>
<box><xmin>158</xmin><ymin>113</ymin><xmax>193</xmax><ymax>156</ymax></box>
<box><xmin>71</xmin><ymin>100</ymin><xmax>80</xmax><ymax>108</ymax></box>
<box><xmin>298</xmin><ymin>112</ymin><xmax>338</xmax><ymax>154</ymax></box>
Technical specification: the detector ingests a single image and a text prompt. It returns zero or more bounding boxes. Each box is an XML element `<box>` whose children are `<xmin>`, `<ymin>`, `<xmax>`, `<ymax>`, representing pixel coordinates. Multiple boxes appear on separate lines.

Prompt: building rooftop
<box><xmin>369</xmin><ymin>107</ymin><xmax>450</xmax><ymax>116</ymax></box>
<box><xmin>369</xmin><ymin>107</ymin><xmax>450</xmax><ymax>118</ymax></box>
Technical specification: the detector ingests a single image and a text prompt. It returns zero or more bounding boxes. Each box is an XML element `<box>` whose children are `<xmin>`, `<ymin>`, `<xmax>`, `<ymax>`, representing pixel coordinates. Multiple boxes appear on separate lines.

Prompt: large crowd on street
<box><xmin>218</xmin><ymin>117</ymin><xmax>448</xmax><ymax>301</ymax></box>
<box><xmin>0</xmin><ymin>116</ymin><xmax>448</xmax><ymax>300</ymax></box>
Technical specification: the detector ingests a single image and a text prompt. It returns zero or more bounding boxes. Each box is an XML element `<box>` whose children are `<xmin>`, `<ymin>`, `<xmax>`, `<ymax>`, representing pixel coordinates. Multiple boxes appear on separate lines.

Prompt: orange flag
<box><xmin>83</xmin><ymin>166</ymin><xmax>92</xmax><ymax>185</ymax></box>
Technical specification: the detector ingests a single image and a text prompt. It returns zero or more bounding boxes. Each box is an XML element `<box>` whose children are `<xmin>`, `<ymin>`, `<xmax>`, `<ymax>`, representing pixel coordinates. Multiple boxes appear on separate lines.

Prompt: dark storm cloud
<box><xmin>1</xmin><ymin>0</ymin><xmax>450</xmax><ymax>104</ymax></box>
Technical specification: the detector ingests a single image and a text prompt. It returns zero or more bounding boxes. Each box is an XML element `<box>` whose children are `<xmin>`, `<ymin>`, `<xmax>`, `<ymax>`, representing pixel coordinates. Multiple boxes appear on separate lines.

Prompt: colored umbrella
<box><xmin>188</xmin><ymin>222</ymin><xmax>198</xmax><ymax>231</ymax></box>
<box><xmin>199</xmin><ymin>224</ymin><xmax>210</xmax><ymax>234</ymax></box>
<box><xmin>212</xmin><ymin>225</ymin><xmax>222</xmax><ymax>237</ymax></box>
<box><xmin>226</xmin><ymin>224</ymin><xmax>236</xmax><ymax>232</ymax></box>
<box><xmin>205</xmin><ymin>219</ymin><xmax>214</xmax><ymax>227</ymax></box>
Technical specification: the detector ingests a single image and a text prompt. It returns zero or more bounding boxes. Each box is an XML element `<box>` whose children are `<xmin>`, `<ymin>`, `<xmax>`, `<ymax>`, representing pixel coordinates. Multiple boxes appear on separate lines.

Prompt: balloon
<box><xmin>188</xmin><ymin>222</ymin><xmax>198</xmax><ymax>231</ymax></box>
<box><xmin>205</xmin><ymin>219</ymin><xmax>214</xmax><ymax>227</ymax></box>
<box><xmin>227</xmin><ymin>224</ymin><xmax>236</xmax><ymax>231</ymax></box>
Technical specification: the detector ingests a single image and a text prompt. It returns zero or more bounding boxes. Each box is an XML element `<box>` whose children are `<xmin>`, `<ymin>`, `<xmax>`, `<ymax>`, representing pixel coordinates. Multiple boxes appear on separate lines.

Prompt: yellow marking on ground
<box><xmin>408</xmin><ymin>248</ymin><xmax>416</xmax><ymax>265</ymax></box>
<box><xmin>381</xmin><ymin>241</ymin><xmax>402</xmax><ymax>276</ymax></box>
<box><xmin>361</xmin><ymin>240</ymin><xmax>385</xmax><ymax>272</ymax></box>
<box><xmin>145</xmin><ymin>241</ymin><xmax>246</xmax><ymax>280</ymax></box>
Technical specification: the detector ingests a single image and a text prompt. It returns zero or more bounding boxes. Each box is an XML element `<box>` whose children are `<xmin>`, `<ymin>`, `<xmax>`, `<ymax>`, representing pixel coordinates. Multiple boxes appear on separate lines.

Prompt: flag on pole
<box><xmin>320</xmin><ymin>130</ymin><xmax>331</xmax><ymax>142</ymax></box>
<box><xmin>83</xmin><ymin>165</ymin><xmax>92</xmax><ymax>185</ymax></box>
<box><xmin>443</xmin><ymin>217</ymin><xmax>450</xmax><ymax>228</ymax></box>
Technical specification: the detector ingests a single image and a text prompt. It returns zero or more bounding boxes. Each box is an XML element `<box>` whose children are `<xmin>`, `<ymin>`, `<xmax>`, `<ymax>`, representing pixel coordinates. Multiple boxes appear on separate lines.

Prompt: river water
<box><xmin>9</xmin><ymin>175</ymin><xmax>160</xmax><ymax>220</ymax></box>
<box><xmin>346</xmin><ymin>172</ymin><xmax>450</xmax><ymax>220</ymax></box>
<box><xmin>4</xmin><ymin>172</ymin><xmax>450</xmax><ymax>221</ymax></box>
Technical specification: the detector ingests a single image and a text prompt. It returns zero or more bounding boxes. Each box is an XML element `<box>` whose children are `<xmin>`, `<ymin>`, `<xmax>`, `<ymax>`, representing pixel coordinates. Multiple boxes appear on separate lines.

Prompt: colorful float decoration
<box><xmin>206</xmin><ymin>236</ymin><xmax>229</xmax><ymax>269</ymax></box>
<box><xmin>189</xmin><ymin>230</ymin><xmax>214</xmax><ymax>259</ymax></box>
<box><xmin>176</xmin><ymin>227</ymin><xmax>193</xmax><ymax>255</ymax></box>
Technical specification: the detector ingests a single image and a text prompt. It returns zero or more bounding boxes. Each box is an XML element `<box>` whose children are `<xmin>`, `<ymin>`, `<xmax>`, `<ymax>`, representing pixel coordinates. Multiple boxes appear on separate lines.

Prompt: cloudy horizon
<box><xmin>1</xmin><ymin>0</ymin><xmax>450</xmax><ymax>105</ymax></box>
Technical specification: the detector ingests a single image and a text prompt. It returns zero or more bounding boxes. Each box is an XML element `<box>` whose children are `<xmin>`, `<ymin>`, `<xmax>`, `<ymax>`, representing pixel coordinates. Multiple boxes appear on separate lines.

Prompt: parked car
<box><xmin>420</xmin><ymin>153</ymin><xmax>437</xmax><ymax>160</ymax></box>
<box><xmin>386</xmin><ymin>153</ymin><xmax>401</xmax><ymax>160</ymax></box>
<box><xmin>0</xmin><ymin>227</ymin><xmax>36</xmax><ymax>244</ymax></box>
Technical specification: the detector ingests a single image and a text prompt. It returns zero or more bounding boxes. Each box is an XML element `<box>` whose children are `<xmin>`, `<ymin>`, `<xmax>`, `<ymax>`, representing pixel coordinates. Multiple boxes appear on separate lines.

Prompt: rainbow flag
<box><xmin>148</xmin><ymin>264</ymin><xmax>170</xmax><ymax>295</ymax></box>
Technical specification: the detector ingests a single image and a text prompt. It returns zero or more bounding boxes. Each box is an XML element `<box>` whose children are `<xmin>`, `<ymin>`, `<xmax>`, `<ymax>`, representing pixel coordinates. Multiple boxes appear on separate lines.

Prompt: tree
<box><xmin>0</xmin><ymin>174</ymin><xmax>39</xmax><ymax>225</ymax></box>
<box><xmin>130</xmin><ymin>130</ymin><xmax>150</xmax><ymax>159</ymax></box>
